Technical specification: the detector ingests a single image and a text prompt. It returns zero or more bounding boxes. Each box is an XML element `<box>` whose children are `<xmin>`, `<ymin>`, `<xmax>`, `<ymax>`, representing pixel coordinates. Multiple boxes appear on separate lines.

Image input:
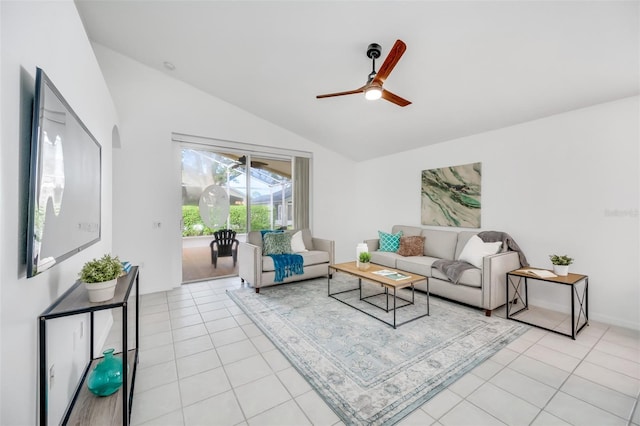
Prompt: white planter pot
<box><xmin>85</xmin><ymin>278</ymin><xmax>118</xmax><ymax>302</ymax></box>
<box><xmin>357</xmin><ymin>262</ymin><xmax>371</xmax><ymax>271</ymax></box>
<box><xmin>553</xmin><ymin>265</ymin><xmax>569</xmax><ymax>276</ymax></box>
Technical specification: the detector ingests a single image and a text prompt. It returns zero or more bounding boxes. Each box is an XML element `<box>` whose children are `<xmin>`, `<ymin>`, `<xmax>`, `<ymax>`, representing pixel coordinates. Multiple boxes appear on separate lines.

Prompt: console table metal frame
<box><xmin>328</xmin><ymin>262</ymin><xmax>429</xmax><ymax>329</ymax></box>
<box><xmin>506</xmin><ymin>268</ymin><xmax>588</xmax><ymax>339</ymax></box>
<box><xmin>38</xmin><ymin>267</ymin><xmax>139</xmax><ymax>425</ymax></box>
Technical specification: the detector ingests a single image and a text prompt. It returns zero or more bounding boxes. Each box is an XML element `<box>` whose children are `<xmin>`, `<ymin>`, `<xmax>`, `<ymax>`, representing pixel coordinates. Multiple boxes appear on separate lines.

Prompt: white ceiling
<box><xmin>75</xmin><ymin>1</ymin><xmax>638</xmax><ymax>161</ymax></box>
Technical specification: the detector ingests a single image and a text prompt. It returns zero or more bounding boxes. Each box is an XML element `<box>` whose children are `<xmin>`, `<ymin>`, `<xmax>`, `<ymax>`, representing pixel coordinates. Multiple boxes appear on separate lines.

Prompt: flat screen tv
<box><xmin>26</xmin><ymin>68</ymin><xmax>101</xmax><ymax>278</ymax></box>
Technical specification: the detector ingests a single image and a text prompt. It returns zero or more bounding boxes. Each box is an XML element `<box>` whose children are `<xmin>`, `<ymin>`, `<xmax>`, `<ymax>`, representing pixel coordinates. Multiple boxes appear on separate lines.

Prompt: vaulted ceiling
<box><xmin>75</xmin><ymin>1</ymin><xmax>639</xmax><ymax>161</ymax></box>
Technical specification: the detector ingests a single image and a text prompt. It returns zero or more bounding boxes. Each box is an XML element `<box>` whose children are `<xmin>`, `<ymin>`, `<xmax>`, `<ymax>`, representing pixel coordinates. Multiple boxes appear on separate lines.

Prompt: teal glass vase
<box><xmin>87</xmin><ymin>348</ymin><xmax>123</xmax><ymax>396</ymax></box>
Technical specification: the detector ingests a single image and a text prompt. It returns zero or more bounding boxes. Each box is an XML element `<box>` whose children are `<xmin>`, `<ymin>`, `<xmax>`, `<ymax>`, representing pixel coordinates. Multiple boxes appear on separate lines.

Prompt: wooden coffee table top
<box><xmin>330</xmin><ymin>261</ymin><xmax>427</xmax><ymax>290</ymax></box>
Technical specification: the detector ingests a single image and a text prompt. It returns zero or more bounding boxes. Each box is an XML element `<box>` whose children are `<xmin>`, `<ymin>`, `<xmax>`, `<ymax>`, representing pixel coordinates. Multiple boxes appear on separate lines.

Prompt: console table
<box><xmin>38</xmin><ymin>267</ymin><xmax>139</xmax><ymax>425</ymax></box>
<box><xmin>506</xmin><ymin>268</ymin><xmax>588</xmax><ymax>339</ymax></box>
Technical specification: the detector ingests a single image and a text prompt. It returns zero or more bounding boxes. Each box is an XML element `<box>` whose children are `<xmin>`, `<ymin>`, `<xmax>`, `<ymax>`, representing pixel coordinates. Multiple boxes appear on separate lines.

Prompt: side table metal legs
<box><xmin>506</xmin><ymin>272</ymin><xmax>588</xmax><ymax>339</ymax></box>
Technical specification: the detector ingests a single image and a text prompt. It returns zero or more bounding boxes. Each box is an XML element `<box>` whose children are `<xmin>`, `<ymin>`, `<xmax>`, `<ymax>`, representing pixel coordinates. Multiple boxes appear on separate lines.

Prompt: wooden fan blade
<box><xmin>381</xmin><ymin>89</ymin><xmax>411</xmax><ymax>107</ymax></box>
<box><xmin>372</xmin><ymin>40</ymin><xmax>407</xmax><ymax>86</ymax></box>
<box><xmin>316</xmin><ymin>86</ymin><xmax>366</xmax><ymax>99</ymax></box>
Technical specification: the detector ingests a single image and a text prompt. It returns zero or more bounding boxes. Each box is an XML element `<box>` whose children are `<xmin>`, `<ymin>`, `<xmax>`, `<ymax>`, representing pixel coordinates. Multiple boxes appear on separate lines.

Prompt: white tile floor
<box><xmin>109</xmin><ymin>277</ymin><xmax>640</xmax><ymax>426</ymax></box>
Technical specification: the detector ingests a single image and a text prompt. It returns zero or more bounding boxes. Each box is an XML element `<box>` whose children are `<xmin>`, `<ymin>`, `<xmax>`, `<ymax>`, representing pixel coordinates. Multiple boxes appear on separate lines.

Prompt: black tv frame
<box><xmin>26</xmin><ymin>68</ymin><xmax>102</xmax><ymax>278</ymax></box>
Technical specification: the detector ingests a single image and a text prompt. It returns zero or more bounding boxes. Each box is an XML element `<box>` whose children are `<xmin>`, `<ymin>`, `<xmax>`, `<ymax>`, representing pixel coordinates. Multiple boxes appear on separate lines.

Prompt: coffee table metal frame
<box><xmin>328</xmin><ymin>262</ymin><xmax>429</xmax><ymax>329</ymax></box>
<box><xmin>506</xmin><ymin>268</ymin><xmax>589</xmax><ymax>339</ymax></box>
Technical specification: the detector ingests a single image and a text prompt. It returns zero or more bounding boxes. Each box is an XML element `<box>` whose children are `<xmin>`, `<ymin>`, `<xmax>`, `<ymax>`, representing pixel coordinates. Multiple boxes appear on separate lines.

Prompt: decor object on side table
<box><xmin>80</xmin><ymin>254</ymin><xmax>123</xmax><ymax>302</ymax></box>
<box><xmin>357</xmin><ymin>251</ymin><xmax>371</xmax><ymax>271</ymax></box>
<box><xmin>87</xmin><ymin>348</ymin><xmax>123</xmax><ymax>396</ymax></box>
<box><xmin>549</xmin><ymin>254</ymin><xmax>573</xmax><ymax>276</ymax></box>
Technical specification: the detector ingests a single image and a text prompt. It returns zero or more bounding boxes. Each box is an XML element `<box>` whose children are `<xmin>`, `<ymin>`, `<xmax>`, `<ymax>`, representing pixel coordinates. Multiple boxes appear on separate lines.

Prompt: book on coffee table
<box><xmin>372</xmin><ymin>269</ymin><xmax>411</xmax><ymax>280</ymax></box>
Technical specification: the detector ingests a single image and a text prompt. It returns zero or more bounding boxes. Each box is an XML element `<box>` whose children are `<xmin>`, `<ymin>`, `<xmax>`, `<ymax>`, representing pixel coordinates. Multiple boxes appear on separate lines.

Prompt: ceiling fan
<box><xmin>316</xmin><ymin>39</ymin><xmax>411</xmax><ymax>107</ymax></box>
<box><xmin>231</xmin><ymin>155</ymin><xmax>268</xmax><ymax>169</ymax></box>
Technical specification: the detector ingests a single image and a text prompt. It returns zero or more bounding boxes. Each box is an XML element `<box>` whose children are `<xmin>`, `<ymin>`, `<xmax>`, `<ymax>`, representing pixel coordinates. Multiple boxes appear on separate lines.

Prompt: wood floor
<box><xmin>181</xmin><ymin>245</ymin><xmax>238</xmax><ymax>283</ymax></box>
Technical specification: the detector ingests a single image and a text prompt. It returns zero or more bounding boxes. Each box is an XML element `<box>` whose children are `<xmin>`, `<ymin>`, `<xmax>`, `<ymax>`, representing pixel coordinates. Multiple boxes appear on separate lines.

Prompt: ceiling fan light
<box><xmin>365</xmin><ymin>86</ymin><xmax>382</xmax><ymax>101</ymax></box>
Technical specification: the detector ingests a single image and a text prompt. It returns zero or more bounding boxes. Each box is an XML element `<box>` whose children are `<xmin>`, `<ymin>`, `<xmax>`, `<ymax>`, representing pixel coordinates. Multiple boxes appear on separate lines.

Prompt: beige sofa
<box><xmin>238</xmin><ymin>229</ymin><xmax>335</xmax><ymax>293</ymax></box>
<box><xmin>365</xmin><ymin>225</ymin><xmax>521</xmax><ymax>315</ymax></box>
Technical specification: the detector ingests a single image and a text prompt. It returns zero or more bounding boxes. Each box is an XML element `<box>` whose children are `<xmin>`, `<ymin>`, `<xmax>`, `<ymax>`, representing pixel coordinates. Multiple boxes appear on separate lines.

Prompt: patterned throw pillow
<box><xmin>397</xmin><ymin>236</ymin><xmax>425</xmax><ymax>257</ymax></box>
<box><xmin>378</xmin><ymin>230</ymin><xmax>403</xmax><ymax>252</ymax></box>
<box><xmin>263</xmin><ymin>232</ymin><xmax>293</xmax><ymax>255</ymax></box>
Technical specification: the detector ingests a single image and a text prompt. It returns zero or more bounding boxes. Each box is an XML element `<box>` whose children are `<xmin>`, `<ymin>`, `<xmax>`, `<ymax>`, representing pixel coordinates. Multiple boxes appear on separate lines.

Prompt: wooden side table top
<box><xmin>508</xmin><ymin>267</ymin><xmax>588</xmax><ymax>285</ymax></box>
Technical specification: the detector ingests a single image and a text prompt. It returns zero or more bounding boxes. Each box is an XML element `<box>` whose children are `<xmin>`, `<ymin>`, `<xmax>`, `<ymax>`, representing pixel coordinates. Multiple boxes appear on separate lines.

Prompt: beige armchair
<box><xmin>238</xmin><ymin>229</ymin><xmax>335</xmax><ymax>293</ymax></box>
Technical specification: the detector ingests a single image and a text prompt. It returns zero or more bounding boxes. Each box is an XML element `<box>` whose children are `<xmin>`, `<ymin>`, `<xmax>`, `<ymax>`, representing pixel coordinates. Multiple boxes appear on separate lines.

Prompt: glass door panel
<box><xmin>180</xmin><ymin>148</ymin><xmax>293</xmax><ymax>283</ymax></box>
<box><xmin>181</xmin><ymin>149</ymin><xmax>240</xmax><ymax>282</ymax></box>
<box><xmin>247</xmin><ymin>155</ymin><xmax>292</xmax><ymax>231</ymax></box>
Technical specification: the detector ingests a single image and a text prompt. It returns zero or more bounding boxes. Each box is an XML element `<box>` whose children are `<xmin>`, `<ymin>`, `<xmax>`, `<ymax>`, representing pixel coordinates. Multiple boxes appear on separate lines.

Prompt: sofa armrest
<box><xmin>238</xmin><ymin>242</ymin><xmax>262</xmax><ymax>287</ymax></box>
<box><xmin>482</xmin><ymin>251</ymin><xmax>521</xmax><ymax>311</ymax></box>
<box><xmin>312</xmin><ymin>237</ymin><xmax>335</xmax><ymax>264</ymax></box>
<box><xmin>364</xmin><ymin>239</ymin><xmax>380</xmax><ymax>252</ymax></box>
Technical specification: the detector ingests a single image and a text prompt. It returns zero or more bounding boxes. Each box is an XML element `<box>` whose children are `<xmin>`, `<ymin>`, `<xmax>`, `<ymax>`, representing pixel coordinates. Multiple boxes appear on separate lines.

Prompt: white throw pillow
<box><xmin>458</xmin><ymin>235</ymin><xmax>502</xmax><ymax>268</ymax></box>
<box><xmin>290</xmin><ymin>231</ymin><xmax>308</xmax><ymax>253</ymax></box>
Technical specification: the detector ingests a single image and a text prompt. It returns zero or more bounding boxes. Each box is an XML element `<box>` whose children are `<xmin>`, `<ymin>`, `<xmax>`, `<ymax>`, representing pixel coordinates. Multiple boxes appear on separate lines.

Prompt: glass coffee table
<box><xmin>328</xmin><ymin>261</ymin><xmax>429</xmax><ymax>328</ymax></box>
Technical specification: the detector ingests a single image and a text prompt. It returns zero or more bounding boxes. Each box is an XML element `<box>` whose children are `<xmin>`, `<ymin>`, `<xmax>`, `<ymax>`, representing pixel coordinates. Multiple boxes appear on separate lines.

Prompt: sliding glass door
<box><xmin>180</xmin><ymin>148</ymin><xmax>294</xmax><ymax>283</ymax></box>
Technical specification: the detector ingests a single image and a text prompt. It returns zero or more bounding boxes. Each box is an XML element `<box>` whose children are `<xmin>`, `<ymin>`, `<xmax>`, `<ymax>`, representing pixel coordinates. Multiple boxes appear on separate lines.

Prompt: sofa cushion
<box><xmin>458</xmin><ymin>235</ymin><xmax>502</xmax><ymax>268</ymax></box>
<box><xmin>421</xmin><ymin>229</ymin><xmax>458</xmax><ymax>260</ymax></box>
<box><xmin>396</xmin><ymin>256</ymin><xmax>439</xmax><ymax>278</ymax></box>
<box><xmin>432</xmin><ymin>267</ymin><xmax>482</xmax><ymax>288</ymax></box>
<box><xmin>391</xmin><ymin>225</ymin><xmax>423</xmax><ymax>237</ymax></box>
<box><xmin>262</xmin><ymin>250</ymin><xmax>329</xmax><ymax>272</ymax></box>
<box><xmin>247</xmin><ymin>231</ymin><xmax>264</xmax><ymax>247</ymax></box>
<box><xmin>397</xmin><ymin>236</ymin><xmax>425</xmax><ymax>257</ymax></box>
<box><xmin>378</xmin><ymin>230</ymin><xmax>403</xmax><ymax>252</ymax></box>
<box><xmin>369</xmin><ymin>251</ymin><xmax>401</xmax><ymax>268</ymax></box>
<box><xmin>455</xmin><ymin>231</ymin><xmax>477</xmax><ymax>259</ymax></box>
<box><xmin>263</xmin><ymin>232</ymin><xmax>293</xmax><ymax>255</ymax></box>
<box><xmin>290</xmin><ymin>231</ymin><xmax>308</xmax><ymax>252</ymax></box>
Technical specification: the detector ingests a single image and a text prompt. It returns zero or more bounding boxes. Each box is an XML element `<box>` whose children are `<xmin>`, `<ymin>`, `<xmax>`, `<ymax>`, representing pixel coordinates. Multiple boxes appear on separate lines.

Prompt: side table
<box><xmin>506</xmin><ymin>268</ymin><xmax>588</xmax><ymax>339</ymax></box>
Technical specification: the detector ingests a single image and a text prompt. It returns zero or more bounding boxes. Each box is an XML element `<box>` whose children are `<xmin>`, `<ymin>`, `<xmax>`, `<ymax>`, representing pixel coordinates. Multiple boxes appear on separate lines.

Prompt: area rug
<box><xmin>227</xmin><ymin>277</ymin><xmax>528</xmax><ymax>425</ymax></box>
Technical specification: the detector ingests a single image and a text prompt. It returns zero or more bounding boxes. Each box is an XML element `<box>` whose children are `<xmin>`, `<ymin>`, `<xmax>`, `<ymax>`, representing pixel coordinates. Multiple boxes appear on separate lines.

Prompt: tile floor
<box><xmin>109</xmin><ymin>277</ymin><xmax>640</xmax><ymax>426</ymax></box>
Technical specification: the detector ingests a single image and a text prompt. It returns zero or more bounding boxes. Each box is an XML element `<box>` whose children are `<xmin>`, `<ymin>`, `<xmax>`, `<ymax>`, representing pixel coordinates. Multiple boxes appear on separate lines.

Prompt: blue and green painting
<box><xmin>421</xmin><ymin>162</ymin><xmax>481</xmax><ymax>228</ymax></box>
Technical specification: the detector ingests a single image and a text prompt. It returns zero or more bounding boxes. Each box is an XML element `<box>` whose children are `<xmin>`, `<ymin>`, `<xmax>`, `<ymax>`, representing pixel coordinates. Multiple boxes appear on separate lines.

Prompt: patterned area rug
<box><xmin>227</xmin><ymin>276</ymin><xmax>528</xmax><ymax>425</ymax></box>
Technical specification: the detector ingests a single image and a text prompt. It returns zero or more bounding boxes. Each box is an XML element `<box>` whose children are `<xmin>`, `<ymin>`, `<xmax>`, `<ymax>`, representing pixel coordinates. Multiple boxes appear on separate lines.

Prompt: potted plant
<box><xmin>80</xmin><ymin>254</ymin><xmax>123</xmax><ymax>302</ymax></box>
<box><xmin>549</xmin><ymin>254</ymin><xmax>573</xmax><ymax>276</ymax></box>
<box><xmin>358</xmin><ymin>251</ymin><xmax>371</xmax><ymax>271</ymax></box>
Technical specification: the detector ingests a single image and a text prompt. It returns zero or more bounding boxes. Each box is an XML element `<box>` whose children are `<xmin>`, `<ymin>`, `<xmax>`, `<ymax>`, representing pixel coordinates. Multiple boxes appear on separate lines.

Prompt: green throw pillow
<box><xmin>263</xmin><ymin>232</ymin><xmax>293</xmax><ymax>255</ymax></box>
<box><xmin>378</xmin><ymin>230</ymin><xmax>403</xmax><ymax>252</ymax></box>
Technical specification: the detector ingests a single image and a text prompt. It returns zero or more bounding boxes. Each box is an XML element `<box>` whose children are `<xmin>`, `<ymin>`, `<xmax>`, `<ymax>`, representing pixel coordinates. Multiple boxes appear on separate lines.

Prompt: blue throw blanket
<box><xmin>268</xmin><ymin>253</ymin><xmax>304</xmax><ymax>282</ymax></box>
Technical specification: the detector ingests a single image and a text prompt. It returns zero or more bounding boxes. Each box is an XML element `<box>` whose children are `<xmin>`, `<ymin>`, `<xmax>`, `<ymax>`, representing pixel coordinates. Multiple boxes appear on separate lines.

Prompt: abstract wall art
<box><xmin>421</xmin><ymin>162</ymin><xmax>481</xmax><ymax>228</ymax></box>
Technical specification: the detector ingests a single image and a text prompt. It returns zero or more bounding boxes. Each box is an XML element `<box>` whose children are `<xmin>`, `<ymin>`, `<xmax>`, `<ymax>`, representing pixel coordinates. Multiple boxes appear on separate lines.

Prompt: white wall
<box><xmin>354</xmin><ymin>97</ymin><xmax>639</xmax><ymax>330</ymax></box>
<box><xmin>91</xmin><ymin>44</ymin><xmax>358</xmax><ymax>295</ymax></box>
<box><xmin>0</xmin><ymin>1</ymin><xmax>118</xmax><ymax>424</ymax></box>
